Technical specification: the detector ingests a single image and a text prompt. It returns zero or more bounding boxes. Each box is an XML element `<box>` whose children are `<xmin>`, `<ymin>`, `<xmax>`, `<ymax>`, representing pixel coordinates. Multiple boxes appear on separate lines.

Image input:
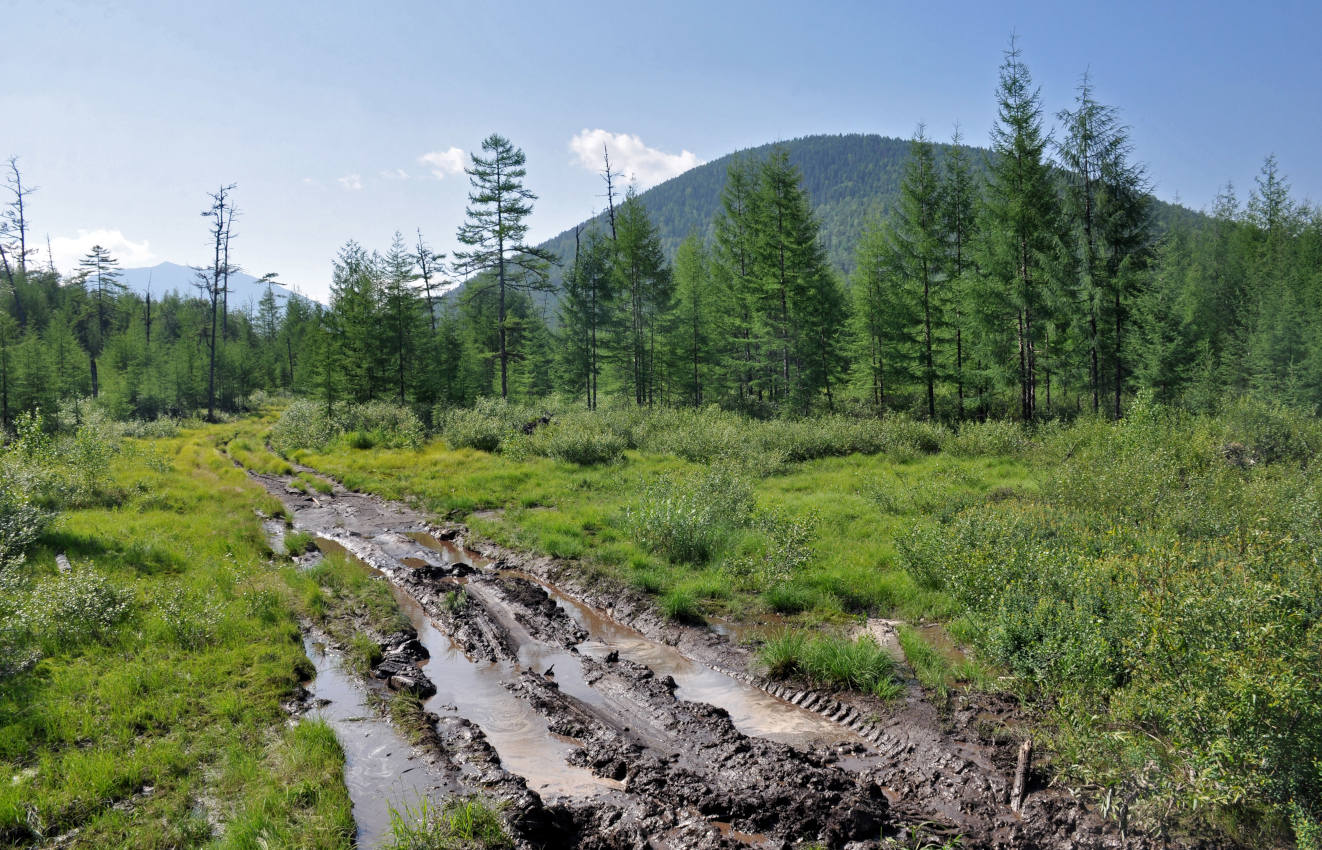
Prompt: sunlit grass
<box><xmin>0</xmin><ymin>427</ymin><xmax>353</xmax><ymax>847</ymax></box>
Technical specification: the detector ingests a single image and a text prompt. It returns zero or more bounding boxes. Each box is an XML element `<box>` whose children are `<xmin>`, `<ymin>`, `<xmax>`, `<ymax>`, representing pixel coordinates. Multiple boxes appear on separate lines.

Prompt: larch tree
<box><xmin>199</xmin><ymin>184</ymin><xmax>235</xmax><ymax>420</ymax></box>
<box><xmin>1058</xmin><ymin>71</ymin><xmax>1151</xmax><ymax>417</ymax></box>
<box><xmin>558</xmin><ymin>226</ymin><xmax>614</xmax><ymax>409</ymax></box>
<box><xmin>670</xmin><ymin>234</ymin><xmax>713</xmax><ymax>406</ymax></box>
<box><xmin>941</xmin><ymin>126</ymin><xmax>980</xmax><ymax>419</ymax></box>
<box><xmin>890</xmin><ymin>126</ymin><xmax>946</xmax><ymax>419</ymax></box>
<box><xmin>712</xmin><ymin>157</ymin><xmax>760</xmax><ymax>403</ymax></box>
<box><xmin>77</xmin><ymin>244</ymin><xmax>124</xmax><ymax>398</ymax></box>
<box><xmin>453</xmin><ymin>134</ymin><xmax>556</xmax><ymax>399</ymax></box>
<box><xmin>612</xmin><ymin>187</ymin><xmax>671</xmax><ymax>406</ymax></box>
<box><xmin>413</xmin><ymin>229</ymin><xmax>446</xmax><ymax>334</ymax></box>
<box><xmin>979</xmin><ymin>37</ymin><xmax>1061</xmax><ymax>421</ymax></box>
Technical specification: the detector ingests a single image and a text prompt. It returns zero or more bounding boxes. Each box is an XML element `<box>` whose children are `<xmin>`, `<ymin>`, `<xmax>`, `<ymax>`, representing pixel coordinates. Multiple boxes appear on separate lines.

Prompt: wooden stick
<box><xmin>1010</xmin><ymin>738</ymin><xmax>1033</xmax><ymax>812</ymax></box>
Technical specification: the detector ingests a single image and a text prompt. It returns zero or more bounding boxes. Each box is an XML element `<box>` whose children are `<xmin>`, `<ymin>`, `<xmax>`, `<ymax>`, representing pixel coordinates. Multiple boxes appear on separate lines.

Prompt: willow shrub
<box><xmin>899</xmin><ymin>401</ymin><xmax>1322</xmax><ymax>839</ymax></box>
<box><xmin>271</xmin><ymin>399</ymin><xmax>424</xmax><ymax>454</ymax></box>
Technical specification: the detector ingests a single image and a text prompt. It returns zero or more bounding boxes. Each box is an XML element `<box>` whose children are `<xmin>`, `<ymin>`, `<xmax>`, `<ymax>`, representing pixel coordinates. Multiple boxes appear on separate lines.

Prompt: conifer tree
<box><xmin>612</xmin><ymin>188</ymin><xmax>671</xmax><ymax>406</ymax></box>
<box><xmin>557</xmin><ymin>227</ymin><xmax>614</xmax><ymax>408</ymax></box>
<box><xmin>941</xmin><ymin>127</ymin><xmax>980</xmax><ymax>418</ymax></box>
<box><xmin>978</xmin><ymin>37</ymin><xmax>1062</xmax><ymax>420</ymax></box>
<box><xmin>453</xmin><ymin>134</ymin><xmax>556</xmax><ymax>399</ymax></box>
<box><xmin>76</xmin><ymin>244</ymin><xmax>124</xmax><ymax>398</ymax></box>
<box><xmin>890</xmin><ymin>127</ymin><xmax>946</xmax><ymax>418</ymax></box>
<box><xmin>670</xmin><ymin>234</ymin><xmax>713</xmax><ymax>406</ymax></box>
<box><xmin>712</xmin><ymin>157</ymin><xmax>761</xmax><ymax>403</ymax></box>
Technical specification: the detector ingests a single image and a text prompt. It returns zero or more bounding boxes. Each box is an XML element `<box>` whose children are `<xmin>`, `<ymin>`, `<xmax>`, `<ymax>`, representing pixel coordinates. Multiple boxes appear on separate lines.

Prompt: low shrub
<box><xmin>539</xmin><ymin>416</ymin><xmax>626</xmax><ymax>465</ymax></box>
<box><xmin>270</xmin><ymin>399</ymin><xmax>424</xmax><ymax>454</ymax></box>
<box><xmin>946</xmin><ymin>419</ymin><xmax>1032</xmax><ymax>457</ymax></box>
<box><xmin>626</xmin><ymin>467</ymin><xmax>754</xmax><ymax>564</ymax></box>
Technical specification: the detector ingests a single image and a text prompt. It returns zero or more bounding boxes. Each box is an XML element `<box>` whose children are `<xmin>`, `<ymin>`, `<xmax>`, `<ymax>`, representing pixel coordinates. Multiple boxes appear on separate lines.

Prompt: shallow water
<box><xmin>302</xmin><ymin>638</ymin><xmax>452</xmax><ymax>848</ymax></box>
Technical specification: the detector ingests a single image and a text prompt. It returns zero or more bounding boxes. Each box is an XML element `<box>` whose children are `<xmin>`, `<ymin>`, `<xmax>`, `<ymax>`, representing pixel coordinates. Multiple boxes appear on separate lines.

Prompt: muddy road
<box><xmin>254</xmin><ymin>469</ymin><xmax>1147</xmax><ymax>849</ymax></box>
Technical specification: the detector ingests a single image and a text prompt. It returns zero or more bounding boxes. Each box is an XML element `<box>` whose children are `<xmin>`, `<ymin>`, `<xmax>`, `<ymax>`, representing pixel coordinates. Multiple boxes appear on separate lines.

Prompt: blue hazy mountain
<box><xmin>117</xmin><ymin>261</ymin><xmax>302</xmax><ymax>308</ymax></box>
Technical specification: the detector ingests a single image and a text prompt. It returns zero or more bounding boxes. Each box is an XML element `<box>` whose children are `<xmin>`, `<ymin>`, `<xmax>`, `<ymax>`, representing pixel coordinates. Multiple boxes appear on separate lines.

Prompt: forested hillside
<box><xmin>531</xmin><ymin>132</ymin><xmax>1205</xmax><ymax>295</ymax></box>
<box><xmin>0</xmin><ymin>51</ymin><xmax>1318</xmax><ymax>426</ymax></box>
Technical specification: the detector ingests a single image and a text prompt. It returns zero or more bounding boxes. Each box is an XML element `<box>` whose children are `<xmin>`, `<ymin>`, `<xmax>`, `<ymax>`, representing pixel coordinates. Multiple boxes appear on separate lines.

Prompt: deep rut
<box><xmin>253</xmin><ymin>469</ymin><xmax>1152</xmax><ymax>849</ymax></box>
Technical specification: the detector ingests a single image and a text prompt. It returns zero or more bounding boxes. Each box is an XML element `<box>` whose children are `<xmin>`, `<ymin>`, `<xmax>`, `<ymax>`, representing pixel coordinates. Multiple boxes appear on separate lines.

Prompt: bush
<box><xmin>536</xmin><ymin>413</ymin><xmax>626</xmax><ymax>465</ymax></box>
<box><xmin>626</xmin><ymin>467</ymin><xmax>754</xmax><ymax>565</ymax></box>
<box><xmin>0</xmin><ymin>482</ymin><xmax>49</xmax><ymax>573</ymax></box>
<box><xmin>19</xmin><ymin>567</ymin><xmax>133</xmax><ymax>654</ymax></box>
<box><xmin>270</xmin><ymin>399</ymin><xmax>424</xmax><ymax>453</ymax></box>
<box><xmin>898</xmin><ymin>409</ymin><xmax>1322</xmax><ymax>835</ymax></box>
<box><xmin>946</xmin><ymin>419</ymin><xmax>1032</xmax><ymax>457</ymax></box>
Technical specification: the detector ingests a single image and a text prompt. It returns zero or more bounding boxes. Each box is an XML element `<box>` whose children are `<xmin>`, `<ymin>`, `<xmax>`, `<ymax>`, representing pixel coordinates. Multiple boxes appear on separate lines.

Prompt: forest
<box><xmin>2</xmin><ymin>47</ymin><xmax>1320</xmax><ymax>427</ymax></box>
<box><xmin>2</xmin><ymin>38</ymin><xmax>1322</xmax><ymax>850</ymax></box>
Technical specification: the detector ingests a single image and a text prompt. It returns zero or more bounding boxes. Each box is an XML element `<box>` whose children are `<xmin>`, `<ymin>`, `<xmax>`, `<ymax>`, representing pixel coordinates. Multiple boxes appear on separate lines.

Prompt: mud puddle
<box><xmin>505</xmin><ymin>569</ymin><xmax>851</xmax><ymax>745</ymax></box>
<box><xmin>302</xmin><ymin>637</ymin><xmax>451</xmax><ymax>848</ymax></box>
<box><xmin>248</xmin><ymin>468</ymin><xmax>1161</xmax><ymax>849</ymax></box>
<box><xmin>389</xmin><ymin>587</ymin><xmax>616</xmax><ymax>799</ymax></box>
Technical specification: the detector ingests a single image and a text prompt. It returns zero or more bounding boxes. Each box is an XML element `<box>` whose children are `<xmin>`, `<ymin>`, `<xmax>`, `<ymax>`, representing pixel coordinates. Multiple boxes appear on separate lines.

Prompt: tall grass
<box><xmin>759</xmin><ymin>631</ymin><xmax>899</xmax><ymax>697</ymax></box>
<box><xmin>384</xmin><ymin>796</ymin><xmax>510</xmax><ymax>850</ymax></box>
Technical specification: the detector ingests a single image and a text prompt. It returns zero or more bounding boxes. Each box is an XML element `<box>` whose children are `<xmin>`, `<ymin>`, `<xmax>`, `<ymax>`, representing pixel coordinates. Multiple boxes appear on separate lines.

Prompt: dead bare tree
<box><xmin>414</xmin><ymin>228</ymin><xmax>447</xmax><ymax>334</ymax></box>
<box><xmin>601</xmin><ymin>144</ymin><xmax>620</xmax><ymax>243</ymax></box>
<box><xmin>221</xmin><ymin>203</ymin><xmax>239</xmax><ymax>340</ymax></box>
<box><xmin>2</xmin><ymin>157</ymin><xmax>37</xmax><ymax>324</ymax></box>
<box><xmin>199</xmin><ymin>184</ymin><xmax>236</xmax><ymax>421</ymax></box>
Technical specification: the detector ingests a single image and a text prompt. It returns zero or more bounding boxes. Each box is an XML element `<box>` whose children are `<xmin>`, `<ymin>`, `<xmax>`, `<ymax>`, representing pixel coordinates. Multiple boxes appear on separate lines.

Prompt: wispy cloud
<box><xmin>418</xmin><ymin>147</ymin><xmax>466</xmax><ymax>178</ymax></box>
<box><xmin>48</xmin><ymin>228</ymin><xmax>156</xmax><ymax>274</ymax></box>
<box><xmin>381</xmin><ymin>168</ymin><xmax>410</xmax><ymax>180</ymax></box>
<box><xmin>569</xmin><ymin>129</ymin><xmax>702</xmax><ymax>189</ymax></box>
<box><xmin>337</xmin><ymin>173</ymin><xmax>364</xmax><ymax>190</ymax></box>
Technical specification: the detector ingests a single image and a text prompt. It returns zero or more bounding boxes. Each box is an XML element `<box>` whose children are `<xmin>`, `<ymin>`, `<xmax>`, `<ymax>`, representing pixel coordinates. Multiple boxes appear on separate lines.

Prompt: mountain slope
<box><xmin>528</xmin><ymin>132</ymin><xmax>1203</xmax><ymax>300</ymax></box>
<box><xmin>118</xmin><ymin>261</ymin><xmax>300</xmax><ymax>309</ymax></box>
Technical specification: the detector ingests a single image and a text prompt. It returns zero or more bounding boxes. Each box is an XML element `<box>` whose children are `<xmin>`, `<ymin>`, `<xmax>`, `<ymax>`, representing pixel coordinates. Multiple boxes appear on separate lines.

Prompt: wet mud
<box><xmin>253</xmin><ymin>469</ymin><xmax>1166</xmax><ymax>849</ymax></box>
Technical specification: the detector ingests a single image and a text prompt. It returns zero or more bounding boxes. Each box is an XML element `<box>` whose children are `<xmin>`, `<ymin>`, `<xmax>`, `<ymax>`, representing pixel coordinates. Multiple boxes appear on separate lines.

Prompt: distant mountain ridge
<box><xmin>526</xmin><ymin>132</ymin><xmax>1203</xmax><ymax>301</ymax></box>
<box><xmin>118</xmin><ymin>261</ymin><xmax>301</xmax><ymax>308</ymax></box>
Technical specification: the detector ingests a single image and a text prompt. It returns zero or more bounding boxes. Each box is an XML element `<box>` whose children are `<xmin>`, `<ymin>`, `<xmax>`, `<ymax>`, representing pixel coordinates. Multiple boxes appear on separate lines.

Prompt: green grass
<box><xmin>759</xmin><ymin>631</ymin><xmax>900</xmax><ymax>697</ymax></box>
<box><xmin>0</xmin><ymin>428</ymin><xmax>354</xmax><ymax>848</ymax></box>
<box><xmin>384</xmin><ymin>797</ymin><xmax>510</xmax><ymax>850</ymax></box>
<box><xmin>264</xmin><ymin>400</ymin><xmax>1322</xmax><ymax>844</ymax></box>
<box><xmin>291</xmin><ymin>427</ymin><xmax>1033</xmax><ymax>629</ymax></box>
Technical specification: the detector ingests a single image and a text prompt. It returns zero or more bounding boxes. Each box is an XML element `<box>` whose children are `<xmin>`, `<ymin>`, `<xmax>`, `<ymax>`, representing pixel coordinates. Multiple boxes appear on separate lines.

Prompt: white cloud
<box><xmin>381</xmin><ymin>168</ymin><xmax>410</xmax><ymax>180</ymax></box>
<box><xmin>48</xmin><ymin>229</ymin><xmax>156</xmax><ymax>274</ymax></box>
<box><xmin>569</xmin><ymin>129</ymin><xmax>703</xmax><ymax>190</ymax></box>
<box><xmin>337</xmin><ymin>173</ymin><xmax>364</xmax><ymax>190</ymax></box>
<box><xmin>418</xmin><ymin>147</ymin><xmax>466</xmax><ymax>178</ymax></box>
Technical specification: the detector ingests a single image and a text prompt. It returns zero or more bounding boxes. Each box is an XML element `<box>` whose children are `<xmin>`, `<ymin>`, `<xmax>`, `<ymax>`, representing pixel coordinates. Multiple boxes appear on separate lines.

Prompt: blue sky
<box><xmin>5</xmin><ymin>0</ymin><xmax>1319</xmax><ymax>301</ymax></box>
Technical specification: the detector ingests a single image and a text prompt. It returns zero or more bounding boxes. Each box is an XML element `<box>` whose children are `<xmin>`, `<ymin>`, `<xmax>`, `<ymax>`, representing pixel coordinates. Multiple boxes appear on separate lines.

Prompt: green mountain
<box><xmin>530</xmin><ymin>132</ymin><xmax>1202</xmax><ymax>293</ymax></box>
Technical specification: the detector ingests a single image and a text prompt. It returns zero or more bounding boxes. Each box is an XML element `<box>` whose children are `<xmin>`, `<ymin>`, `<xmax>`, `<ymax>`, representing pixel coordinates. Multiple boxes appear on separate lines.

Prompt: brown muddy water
<box><xmin>300</xmin><ymin>635</ymin><xmax>452</xmax><ymax>848</ymax></box>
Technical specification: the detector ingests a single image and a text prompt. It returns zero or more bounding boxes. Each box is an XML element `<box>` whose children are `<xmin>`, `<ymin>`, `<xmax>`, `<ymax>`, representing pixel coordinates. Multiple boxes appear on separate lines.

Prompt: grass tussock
<box><xmin>759</xmin><ymin>631</ymin><xmax>900</xmax><ymax>698</ymax></box>
<box><xmin>384</xmin><ymin>796</ymin><xmax>511</xmax><ymax>850</ymax></box>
